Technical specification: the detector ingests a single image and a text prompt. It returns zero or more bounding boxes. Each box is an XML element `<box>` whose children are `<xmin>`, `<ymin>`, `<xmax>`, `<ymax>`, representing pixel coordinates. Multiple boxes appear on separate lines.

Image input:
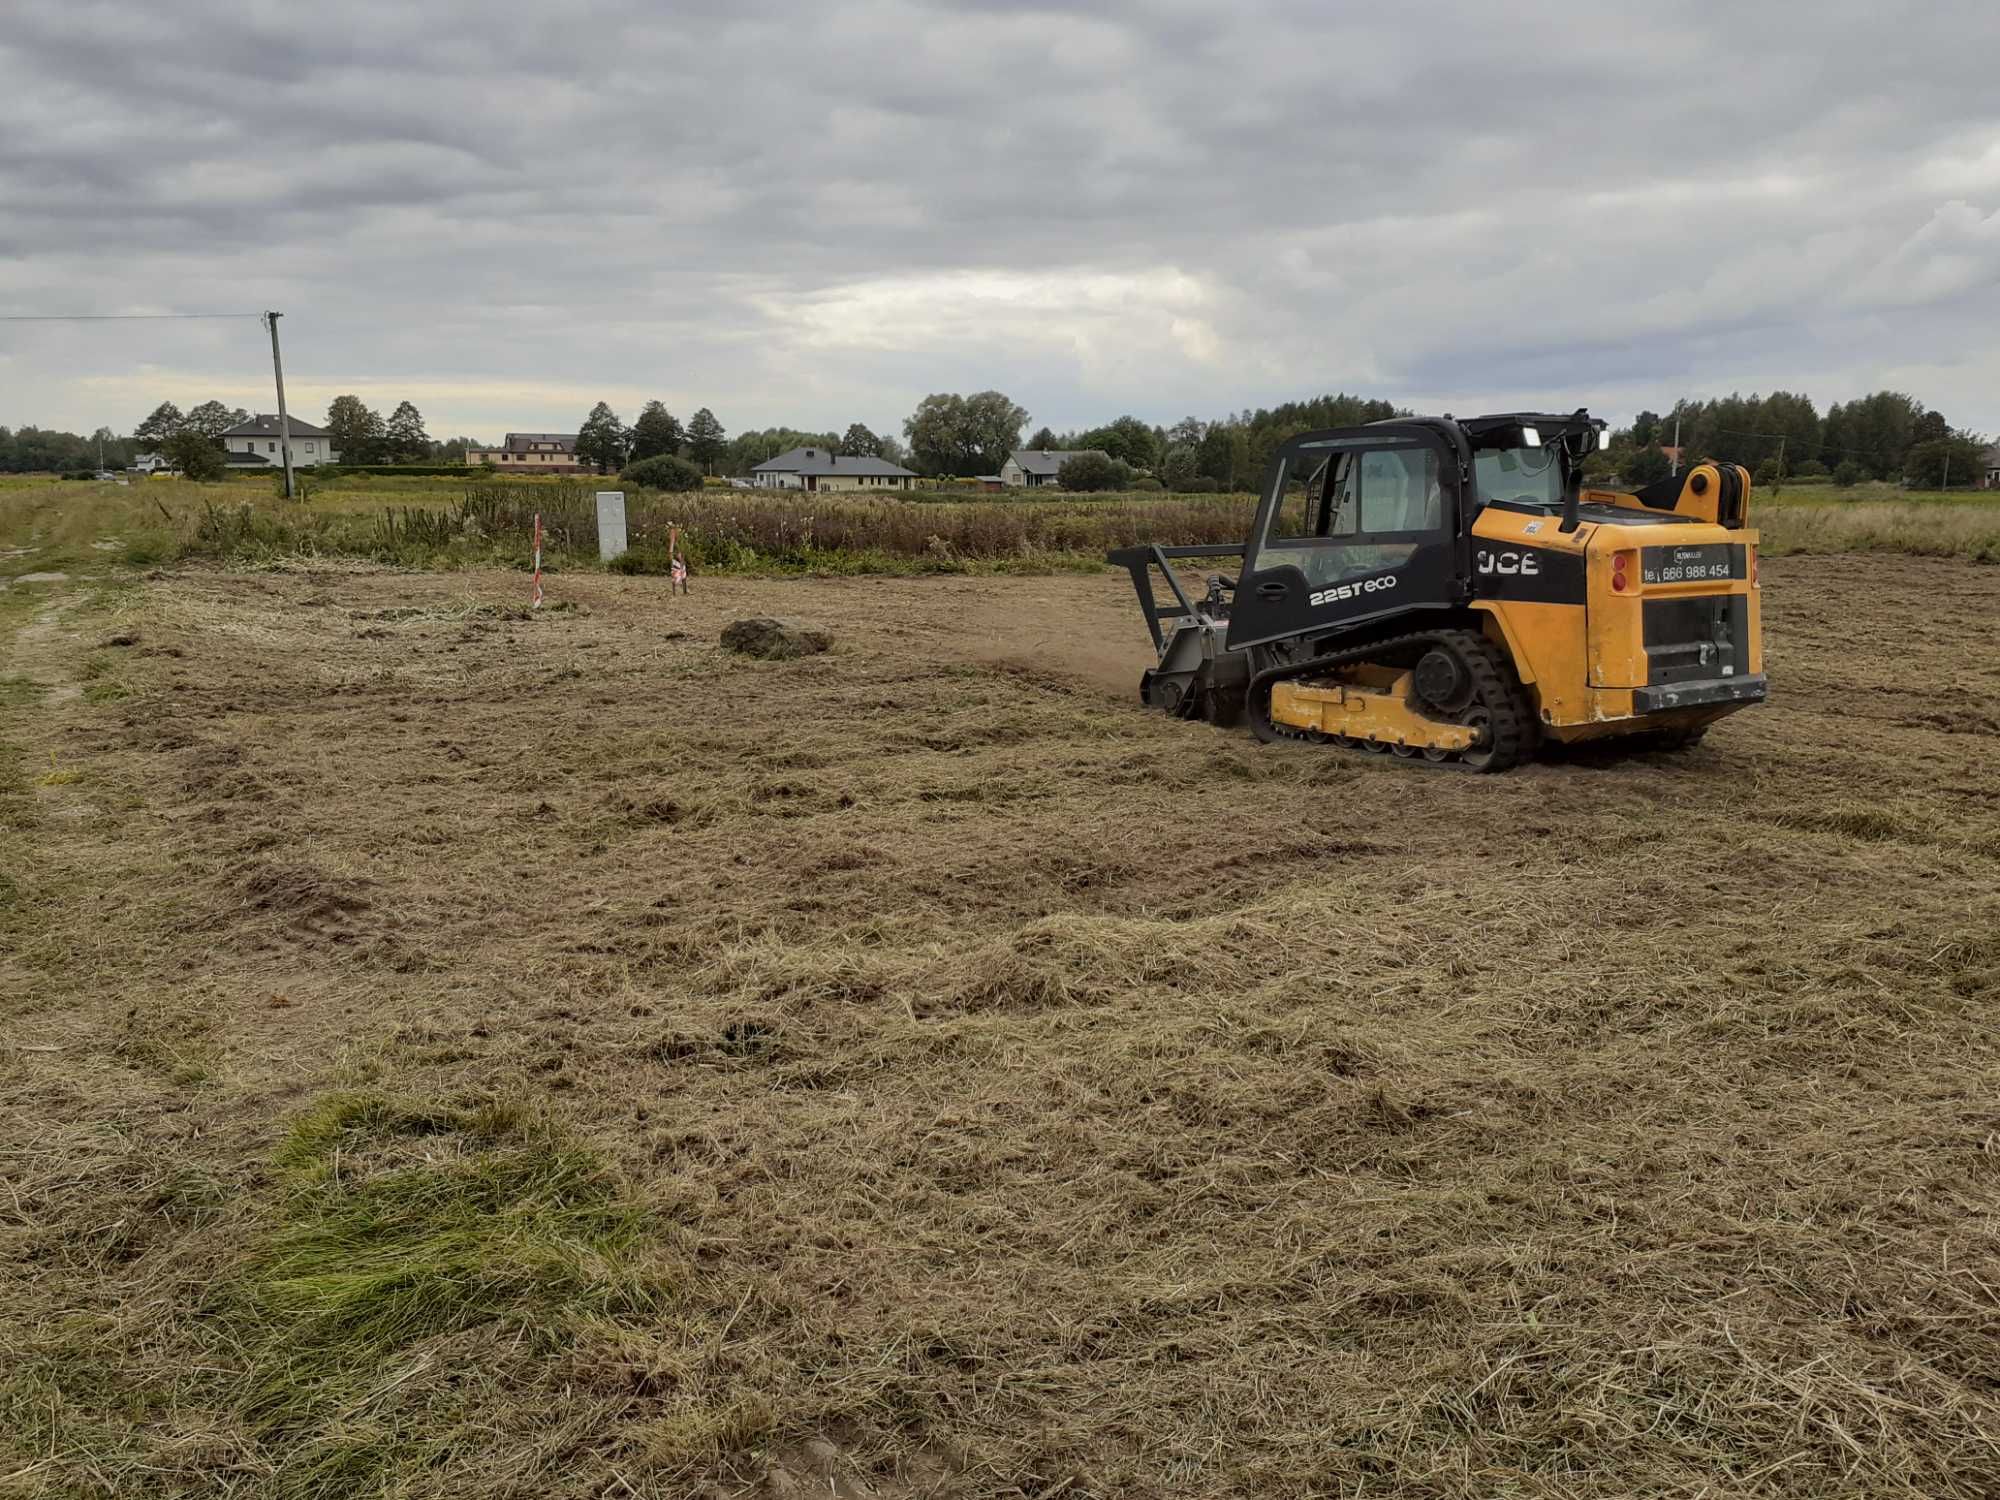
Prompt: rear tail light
<box><xmin>1610</xmin><ymin>550</ymin><xmax>1634</xmax><ymax>593</ymax></box>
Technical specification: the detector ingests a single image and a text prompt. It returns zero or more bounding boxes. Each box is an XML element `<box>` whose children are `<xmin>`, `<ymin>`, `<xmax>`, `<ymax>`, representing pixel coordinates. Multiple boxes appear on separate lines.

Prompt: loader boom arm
<box><xmin>1106</xmin><ymin>543</ymin><xmax>1245</xmax><ymax>651</ymax></box>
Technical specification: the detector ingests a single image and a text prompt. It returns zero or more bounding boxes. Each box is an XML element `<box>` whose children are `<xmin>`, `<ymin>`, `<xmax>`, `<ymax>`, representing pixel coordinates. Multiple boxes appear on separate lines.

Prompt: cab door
<box><xmin>1224</xmin><ymin>427</ymin><xmax>1460</xmax><ymax>651</ymax></box>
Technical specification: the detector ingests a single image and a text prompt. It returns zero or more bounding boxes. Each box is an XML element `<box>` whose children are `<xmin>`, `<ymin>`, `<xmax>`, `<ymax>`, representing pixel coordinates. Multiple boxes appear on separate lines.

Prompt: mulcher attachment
<box><xmin>1112</xmin><ymin>543</ymin><xmax>1251</xmax><ymax>729</ymax></box>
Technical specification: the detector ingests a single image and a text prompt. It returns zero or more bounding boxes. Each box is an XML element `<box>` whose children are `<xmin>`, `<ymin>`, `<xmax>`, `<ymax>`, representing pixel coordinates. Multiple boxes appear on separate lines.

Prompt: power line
<box><xmin>0</xmin><ymin>312</ymin><xmax>264</xmax><ymax>322</ymax></box>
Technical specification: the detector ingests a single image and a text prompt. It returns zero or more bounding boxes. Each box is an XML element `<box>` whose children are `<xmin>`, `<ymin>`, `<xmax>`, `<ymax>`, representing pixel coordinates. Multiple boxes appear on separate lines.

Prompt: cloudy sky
<box><xmin>3</xmin><ymin>0</ymin><xmax>1997</xmax><ymax>443</ymax></box>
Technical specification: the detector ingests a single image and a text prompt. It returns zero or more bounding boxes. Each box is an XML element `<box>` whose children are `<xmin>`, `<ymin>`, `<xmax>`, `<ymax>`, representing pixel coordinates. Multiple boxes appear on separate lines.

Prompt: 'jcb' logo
<box><xmin>1476</xmin><ymin>549</ymin><xmax>1540</xmax><ymax>577</ymax></box>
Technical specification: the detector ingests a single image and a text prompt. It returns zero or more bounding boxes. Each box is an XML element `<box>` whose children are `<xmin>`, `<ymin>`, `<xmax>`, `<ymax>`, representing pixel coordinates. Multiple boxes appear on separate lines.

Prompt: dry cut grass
<box><xmin>0</xmin><ymin>552</ymin><xmax>1997</xmax><ymax>1497</ymax></box>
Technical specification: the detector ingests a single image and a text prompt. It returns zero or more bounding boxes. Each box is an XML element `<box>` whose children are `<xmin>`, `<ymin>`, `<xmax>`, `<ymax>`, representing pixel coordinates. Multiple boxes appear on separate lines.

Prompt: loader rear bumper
<box><xmin>1631</xmin><ymin>674</ymin><xmax>1767</xmax><ymax>714</ymax></box>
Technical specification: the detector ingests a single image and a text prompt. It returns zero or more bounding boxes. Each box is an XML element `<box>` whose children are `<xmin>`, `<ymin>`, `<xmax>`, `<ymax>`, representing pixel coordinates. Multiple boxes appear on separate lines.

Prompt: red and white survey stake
<box><xmin>669</xmin><ymin>522</ymin><xmax>689</xmax><ymax>595</ymax></box>
<box><xmin>530</xmin><ymin>512</ymin><xmax>544</xmax><ymax>609</ymax></box>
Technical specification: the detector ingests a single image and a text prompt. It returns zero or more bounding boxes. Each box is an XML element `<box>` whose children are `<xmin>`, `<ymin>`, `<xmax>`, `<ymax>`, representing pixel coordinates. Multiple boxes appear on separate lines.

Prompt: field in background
<box><xmin>2</xmin><ymin>550</ymin><xmax>1997</xmax><ymax>1497</ymax></box>
<box><xmin>3</xmin><ymin>472</ymin><xmax>1997</xmax><ymax>583</ymax></box>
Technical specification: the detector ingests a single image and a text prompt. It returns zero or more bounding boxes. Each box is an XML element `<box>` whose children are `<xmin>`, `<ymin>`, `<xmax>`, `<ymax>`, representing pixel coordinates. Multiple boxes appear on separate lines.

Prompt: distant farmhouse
<box><xmin>222</xmin><ymin>414</ymin><xmax>337</xmax><ymax>467</ymax></box>
<box><xmin>751</xmin><ymin>447</ymin><xmax>917</xmax><ymax>491</ymax></box>
<box><xmin>1984</xmin><ymin>444</ymin><xmax>2000</xmax><ymax>489</ymax></box>
<box><xmin>1001</xmin><ymin>449</ymin><xmax>1111</xmax><ymax>488</ymax></box>
<box><xmin>465</xmin><ymin>434</ymin><xmax>585</xmax><ymax>472</ymax></box>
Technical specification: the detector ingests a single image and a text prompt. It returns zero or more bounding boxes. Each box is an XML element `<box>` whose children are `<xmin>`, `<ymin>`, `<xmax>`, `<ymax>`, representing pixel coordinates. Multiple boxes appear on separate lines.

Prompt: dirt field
<box><xmin>3</xmin><ymin>554</ymin><xmax>1998</xmax><ymax>1498</ymax></box>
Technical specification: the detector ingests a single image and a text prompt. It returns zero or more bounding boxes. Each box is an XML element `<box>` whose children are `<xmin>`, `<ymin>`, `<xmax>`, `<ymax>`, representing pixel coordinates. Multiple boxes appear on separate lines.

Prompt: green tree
<box><xmin>962</xmin><ymin>391</ymin><xmax>1028</xmax><ymax>474</ymax></box>
<box><xmin>1904</xmin><ymin>433</ymin><xmax>1986</xmax><ymax>489</ymax></box>
<box><xmin>325</xmin><ymin>395</ymin><xmax>385</xmax><ymax>465</ymax></box>
<box><xmin>685</xmin><ymin>408</ymin><xmax>726</xmax><ymax>473</ymax></box>
<box><xmin>1159</xmin><ymin>444</ymin><xmax>1198</xmax><ymax>490</ymax></box>
<box><xmin>620</xmin><ymin>453</ymin><xmax>703</xmax><ymax>491</ymax></box>
<box><xmin>1832</xmin><ymin>458</ymin><xmax>1864</xmax><ymax>487</ymax></box>
<box><xmin>1056</xmin><ymin>452</ymin><xmax>1130</xmax><ymax>491</ymax></box>
<box><xmin>1630</xmin><ymin>410</ymin><xmax>1661</xmax><ymax>448</ymax></box>
<box><xmin>1077</xmin><ymin>415</ymin><xmax>1158</xmax><ymax>470</ymax></box>
<box><xmin>1833</xmin><ymin>391</ymin><xmax>1922</xmax><ymax>479</ymax></box>
<box><xmin>1196</xmin><ymin>422</ymin><xmax>1235</xmax><ymax>485</ymax></box>
<box><xmin>385</xmin><ymin>400</ymin><xmax>430</xmax><ymax>462</ymax></box>
<box><xmin>134</xmin><ymin>401</ymin><xmax>184</xmax><ymax>446</ymax></box>
<box><xmin>1761</xmin><ymin>391</ymin><xmax>1820</xmax><ymax>468</ymax></box>
<box><xmin>841</xmin><ymin>422</ymin><xmax>882</xmax><ymax>457</ymax></box>
<box><xmin>162</xmin><ymin>428</ymin><xmax>226</xmax><ymax>481</ymax></box>
<box><xmin>905</xmin><ymin>391</ymin><xmax>1027</xmax><ymax>477</ymax></box>
<box><xmin>628</xmin><ymin>401</ymin><xmax>684</xmax><ymax>463</ymax></box>
<box><xmin>722</xmin><ymin>428</ymin><xmax>838</xmax><ymax>475</ymax></box>
<box><xmin>1026</xmin><ymin>425</ymin><xmax>1057</xmax><ymax>452</ymax></box>
<box><xmin>576</xmin><ymin>402</ymin><xmax>629</xmax><ymax>473</ymax></box>
<box><xmin>904</xmin><ymin>393</ymin><xmax>969</xmax><ymax>475</ymax></box>
<box><xmin>183</xmin><ymin>401</ymin><xmax>239</xmax><ymax>450</ymax></box>
<box><xmin>1622</xmin><ymin>446</ymin><xmax>1673</xmax><ymax>487</ymax></box>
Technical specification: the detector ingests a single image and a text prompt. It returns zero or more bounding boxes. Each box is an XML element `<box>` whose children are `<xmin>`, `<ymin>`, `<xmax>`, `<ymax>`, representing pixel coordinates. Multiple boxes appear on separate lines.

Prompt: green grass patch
<box><xmin>117</xmin><ymin>1003</ymin><xmax>217</xmax><ymax>1086</ymax></box>
<box><xmin>77</xmin><ymin>652</ymin><xmax>132</xmax><ymax>702</ymax></box>
<box><xmin>231</xmin><ymin>1092</ymin><xmax>666</xmax><ymax>1491</ymax></box>
<box><xmin>0</xmin><ymin>673</ymin><xmax>46</xmax><ymax>707</ymax></box>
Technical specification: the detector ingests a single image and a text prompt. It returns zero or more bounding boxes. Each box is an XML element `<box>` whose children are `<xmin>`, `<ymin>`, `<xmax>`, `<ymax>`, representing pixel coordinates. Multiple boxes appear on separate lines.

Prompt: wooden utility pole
<box><xmin>265</xmin><ymin>311</ymin><xmax>296</xmax><ymax>500</ymax></box>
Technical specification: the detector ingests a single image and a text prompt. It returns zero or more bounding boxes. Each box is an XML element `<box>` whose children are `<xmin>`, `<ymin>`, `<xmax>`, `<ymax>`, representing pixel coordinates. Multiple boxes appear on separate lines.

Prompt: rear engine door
<box><xmin>1225</xmin><ymin>427</ymin><xmax>1459</xmax><ymax>651</ymax></box>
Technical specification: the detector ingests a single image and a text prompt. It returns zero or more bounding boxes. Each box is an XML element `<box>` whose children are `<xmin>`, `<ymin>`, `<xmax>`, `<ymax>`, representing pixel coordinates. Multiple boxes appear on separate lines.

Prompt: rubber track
<box><xmin>1249</xmin><ymin>626</ymin><xmax>1537</xmax><ymax>772</ymax></box>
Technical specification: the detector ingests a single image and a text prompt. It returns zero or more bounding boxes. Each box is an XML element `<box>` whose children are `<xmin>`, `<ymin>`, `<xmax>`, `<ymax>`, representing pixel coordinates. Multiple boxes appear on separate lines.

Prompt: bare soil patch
<box><xmin>2</xmin><ymin>555</ymin><xmax>1997</xmax><ymax>1498</ymax></box>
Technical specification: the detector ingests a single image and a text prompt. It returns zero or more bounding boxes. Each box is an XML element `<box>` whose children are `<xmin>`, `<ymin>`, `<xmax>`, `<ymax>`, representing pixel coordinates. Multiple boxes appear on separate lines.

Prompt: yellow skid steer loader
<box><xmin>1110</xmin><ymin>411</ymin><xmax>1763</xmax><ymax>770</ymax></box>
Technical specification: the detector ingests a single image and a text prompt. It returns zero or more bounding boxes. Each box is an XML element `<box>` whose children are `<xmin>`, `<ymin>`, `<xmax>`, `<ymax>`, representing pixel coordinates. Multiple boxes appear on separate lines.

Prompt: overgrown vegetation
<box><xmin>2</xmin><ymin>474</ymin><xmax>1996</xmax><ymax>585</ymax></box>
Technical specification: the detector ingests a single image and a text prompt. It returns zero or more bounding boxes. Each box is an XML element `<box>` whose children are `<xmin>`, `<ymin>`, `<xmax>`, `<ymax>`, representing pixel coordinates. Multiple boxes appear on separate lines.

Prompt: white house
<box><xmin>1000</xmin><ymin>449</ymin><xmax>1111</xmax><ymax>488</ymax></box>
<box><xmin>750</xmin><ymin>447</ymin><xmax>918</xmax><ymax>491</ymax></box>
<box><xmin>221</xmin><ymin>414</ymin><xmax>338</xmax><ymax>467</ymax></box>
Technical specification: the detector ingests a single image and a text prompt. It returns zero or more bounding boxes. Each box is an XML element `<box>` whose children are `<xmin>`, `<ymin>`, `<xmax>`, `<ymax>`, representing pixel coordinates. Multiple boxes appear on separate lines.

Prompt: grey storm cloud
<box><xmin>3</xmin><ymin>0</ymin><xmax>1998</xmax><ymax>440</ymax></box>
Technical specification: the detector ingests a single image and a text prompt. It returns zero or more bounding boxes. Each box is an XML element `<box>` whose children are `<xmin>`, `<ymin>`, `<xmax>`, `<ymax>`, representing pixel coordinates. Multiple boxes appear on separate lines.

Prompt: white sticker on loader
<box><xmin>1310</xmin><ymin>574</ymin><xmax>1399</xmax><ymax>608</ymax></box>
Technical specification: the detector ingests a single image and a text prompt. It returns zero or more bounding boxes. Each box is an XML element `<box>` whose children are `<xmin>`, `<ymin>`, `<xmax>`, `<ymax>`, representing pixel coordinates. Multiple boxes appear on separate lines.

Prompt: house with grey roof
<box><xmin>464</xmin><ymin>433</ymin><xmax>584</xmax><ymax>472</ymax></box>
<box><xmin>750</xmin><ymin>446</ymin><xmax>917</xmax><ymax>491</ymax></box>
<box><xmin>1001</xmin><ymin>449</ymin><xmax>1111</xmax><ymax>488</ymax></box>
<box><xmin>221</xmin><ymin>413</ymin><xmax>337</xmax><ymax>467</ymax></box>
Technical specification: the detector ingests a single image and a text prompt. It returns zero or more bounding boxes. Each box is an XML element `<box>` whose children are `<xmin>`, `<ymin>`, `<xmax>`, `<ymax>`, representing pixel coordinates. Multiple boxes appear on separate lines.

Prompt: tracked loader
<box><xmin>1110</xmin><ymin>411</ymin><xmax>1764</xmax><ymax>770</ymax></box>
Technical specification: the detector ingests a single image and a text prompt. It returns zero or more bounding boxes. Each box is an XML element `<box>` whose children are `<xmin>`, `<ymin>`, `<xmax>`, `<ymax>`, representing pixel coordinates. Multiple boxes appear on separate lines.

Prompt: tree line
<box><xmin>563</xmin><ymin>401</ymin><xmax>923</xmax><ymax>478</ymax></box>
<box><xmin>1614</xmin><ymin>391</ymin><xmax>1986</xmax><ymax>489</ymax></box>
<box><xmin>569</xmin><ymin>401</ymin><xmax>729</xmax><ymax>474</ymax></box>
<box><xmin>11</xmin><ymin>385</ymin><xmax>1989</xmax><ymax>489</ymax></box>
<box><xmin>895</xmin><ymin>386</ymin><xmax>1987</xmax><ymax>491</ymax></box>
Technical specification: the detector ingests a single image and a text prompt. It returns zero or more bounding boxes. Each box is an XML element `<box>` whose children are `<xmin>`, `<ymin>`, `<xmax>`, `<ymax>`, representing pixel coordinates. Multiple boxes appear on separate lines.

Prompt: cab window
<box><xmin>1359</xmin><ymin>447</ymin><xmax>1440</xmax><ymax>532</ymax></box>
<box><xmin>1255</xmin><ymin>439</ymin><xmax>1439</xmax><ymax>588</ymax></box>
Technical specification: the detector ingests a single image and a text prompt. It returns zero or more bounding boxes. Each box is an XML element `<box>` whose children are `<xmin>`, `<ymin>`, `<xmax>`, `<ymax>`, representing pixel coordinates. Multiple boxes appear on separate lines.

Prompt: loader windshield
<box><xmin>1475</xmin><ymin>446</ymin><xmax>1562</xmax><ymax>508</ymax></box>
